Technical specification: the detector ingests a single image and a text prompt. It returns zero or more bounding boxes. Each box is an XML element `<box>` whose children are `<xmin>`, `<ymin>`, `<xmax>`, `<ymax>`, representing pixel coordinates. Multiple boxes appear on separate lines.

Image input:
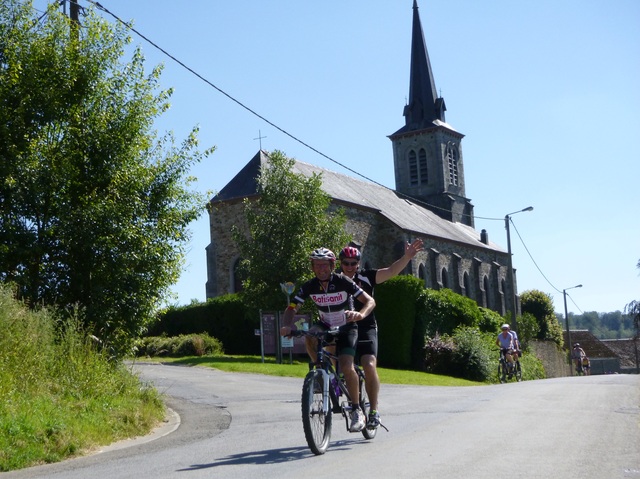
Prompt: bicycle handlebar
<box><xmin>289</xmin><ymin>328</ymin><xmax>340</xmax><ymax>342</ymax></box>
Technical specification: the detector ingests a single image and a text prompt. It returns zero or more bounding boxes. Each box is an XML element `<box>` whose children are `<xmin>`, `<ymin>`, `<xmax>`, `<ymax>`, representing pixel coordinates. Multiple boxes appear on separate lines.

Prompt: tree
<box><xmin>624</xmin><ymin>258</ymin><xmax>640</xmax><ymax>340</ymax></box>
<box><xmin>0</xmin><ymin>2</ymin><xmax>211</xmax><ymax>354</ymax></box>
<box><xmin>232</xmin><ymin>150</ymin><xmax>350</xmax><ymax>311</ymax></box>
<box><xmin>520</xmin><ymin>289</ymin><xmax>564</xmax><ymax>346</ymax></box>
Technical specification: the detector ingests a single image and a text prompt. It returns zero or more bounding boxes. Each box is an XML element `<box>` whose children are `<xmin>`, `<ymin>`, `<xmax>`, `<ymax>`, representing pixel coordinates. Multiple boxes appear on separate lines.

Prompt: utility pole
<box><xmin>68</xmin><ymin>0</ymin><xmax>80</xmax><ymax>40</ymax></box>
<box><xmin>504</xmin><ymin>206</ymin><xmax>533</xmax><ymax>332</ymax></box>
<box><xmin>69</xmin><ymin>0</ymin><xmax>80</xmax><ymax>23</ymax></box>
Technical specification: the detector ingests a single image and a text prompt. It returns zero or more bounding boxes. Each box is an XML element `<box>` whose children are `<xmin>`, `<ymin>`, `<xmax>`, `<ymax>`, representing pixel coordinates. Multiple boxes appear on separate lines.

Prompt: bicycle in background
<box><xmin>498</xmin><ymin>348</ymin><xmax>522</xmax><ymax>383</ymax></box>
<box><xmin>290</xmin><ymin>328</ymin><xmax>384</xmax><ymax>455</ymax></box>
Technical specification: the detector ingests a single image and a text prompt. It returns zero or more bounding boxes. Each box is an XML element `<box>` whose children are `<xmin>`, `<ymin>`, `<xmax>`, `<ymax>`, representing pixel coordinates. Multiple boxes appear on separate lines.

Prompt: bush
<box><xmin>478</xmin><ymin>307</ymin><xmax>504</xmax><ymax>334</ymax></box>
<box><xmin>517</xmin><ymin>312</ymin><xmax>540</xmax><ymax>349</ymax></box>
<box><xmin>423</xmin><ymin>327</ymin><xmax>494</xmax><ymax>382</ymax></box>
<box><xmin>521</xmin><ymin>289</ymin><xmax>564</xmax><ymax>347</ymax></box>
<box><xmin>135</xmin><ymin>333</ymin><xmax>224</xmax><ymax>357</ymax></box>
<box><xmin>422</xmin><ymin>288</ymin><xmax>483</xmax><ymax>336</ymax></box>
<box><xmin>450</xmin><ymin>327</ymin><xmax>495</xmax><ymax>382</ymax></box>
<box><xmin>423</xmin><ymin>333</ymin><xmax>456</xmax><ymax>374</ymax></box>
<box><xmin>519</xmin><ymin>352</ymin><xmax>546</xmax><ymax>381</ymax></box>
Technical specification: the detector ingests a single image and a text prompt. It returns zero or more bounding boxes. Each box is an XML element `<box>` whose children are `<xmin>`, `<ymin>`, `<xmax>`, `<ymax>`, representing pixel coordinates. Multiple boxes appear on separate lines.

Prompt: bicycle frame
<box><xmin>297</xmin><ymin>329</ymin><xmax>354</xmax><ymax>413</ymax></box>
<box><xmin>291</xmin><ymin>328</ymin><xmax>377</xmax><ymax>454</ymax></box>
<box><xmin>497</xmin><ymin>348</ymin><xmax>522</xmax><ymax>383</ymax></box>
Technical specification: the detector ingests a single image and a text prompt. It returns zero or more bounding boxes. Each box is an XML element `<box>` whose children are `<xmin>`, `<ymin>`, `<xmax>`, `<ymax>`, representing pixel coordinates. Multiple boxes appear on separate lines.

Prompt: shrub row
<box><xmin>153</xmin><ymin>279</ymin><xmax>548</xmax><ymax>382</ymax></box>
<box><xmin>148</xmin><ymin>294</ymin><xmax>259</xmax><ymax>355</ymax></box>
<box><xmin>135</xmin><ymin>333</ymin><xmax>224</xmax><ymax>357</ymax></box>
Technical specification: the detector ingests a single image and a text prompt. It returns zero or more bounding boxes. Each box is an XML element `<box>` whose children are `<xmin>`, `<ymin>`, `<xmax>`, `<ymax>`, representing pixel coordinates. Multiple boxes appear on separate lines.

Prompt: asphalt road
<box><xmin>4</xmin><ymin>363</ymin><xmax>639</xmax><ymax>479</ymax></box>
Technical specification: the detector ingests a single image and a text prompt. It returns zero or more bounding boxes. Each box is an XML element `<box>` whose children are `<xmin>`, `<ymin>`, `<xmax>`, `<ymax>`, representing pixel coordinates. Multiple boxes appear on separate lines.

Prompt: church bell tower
<box><xmin>389</xmin><ymin>0</ymin><xmax>474</xmax><ymax>227</ymax></box>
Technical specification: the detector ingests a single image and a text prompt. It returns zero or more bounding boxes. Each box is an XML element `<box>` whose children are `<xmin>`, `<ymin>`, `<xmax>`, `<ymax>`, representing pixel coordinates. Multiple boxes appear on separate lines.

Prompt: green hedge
<box><xmin>375</xmin><ymin>276</ymin><xmax>426</xmax><ymax>369</ymax></box>
<box><xmin>135</xmin><ymin>333</ymin><xmax>224</xmax><ymax>357</ymax></box>
<box><xmin>421</xmin><ymin>288</ymin><xmax>484</xmax><ymax>335</ymax></box>
<box><xmin>147</xmin><ymin>294</ymin><xmax>259</xmax><ymax>355</ymax></box>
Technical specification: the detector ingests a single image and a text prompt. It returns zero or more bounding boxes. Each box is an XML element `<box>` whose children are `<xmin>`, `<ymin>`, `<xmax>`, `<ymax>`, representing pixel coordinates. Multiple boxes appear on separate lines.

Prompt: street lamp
<box><xmin>564</xmin><ymin>284</ymin><xmax>583</xmax><ymax>375</ymax></box>
<box><xmin>505</xmin><ymin>206</ymin><xmax>533</xmax><ymax>333</ymax></box>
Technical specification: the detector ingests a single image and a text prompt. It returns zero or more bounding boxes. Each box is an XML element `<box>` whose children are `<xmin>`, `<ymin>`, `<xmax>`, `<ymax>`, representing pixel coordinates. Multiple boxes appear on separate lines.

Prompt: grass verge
<box><xmin>138</xmin><ymin>354</ymin><xmax>483</xmax><ymax>387</ymax></box>
<box><xmin>0</xmin><ymin>285</ymin><xmax>165</xmax><ymax>472</ymax></box>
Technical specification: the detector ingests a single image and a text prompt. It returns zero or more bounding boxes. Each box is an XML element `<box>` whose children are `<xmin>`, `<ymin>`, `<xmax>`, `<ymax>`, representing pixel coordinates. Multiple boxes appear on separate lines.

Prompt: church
<box><xmin>206</xmin><ymin>1</ymin><xmax>519</xmax><ymax>318</ymax></box>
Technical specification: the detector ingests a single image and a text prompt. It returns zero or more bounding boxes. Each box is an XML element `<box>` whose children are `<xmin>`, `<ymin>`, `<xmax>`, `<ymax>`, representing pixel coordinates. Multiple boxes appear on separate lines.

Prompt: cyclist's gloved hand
<box><xmin>345</xmin><ymin>310</ymin><xmax>361</xmax><ymax>322</ymax></box>
<box><xmin>280</xmin><ymin>326</ymin><xmax>294</xmax><ymax>337</ymax></box>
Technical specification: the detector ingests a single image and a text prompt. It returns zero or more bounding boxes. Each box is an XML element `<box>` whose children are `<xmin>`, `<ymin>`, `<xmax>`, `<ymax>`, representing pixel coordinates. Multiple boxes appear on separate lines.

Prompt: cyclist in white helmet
<box><xmin>280</xmin><ymin>247</ymin><xmax>375</xmax><ymax>432</ymax></box>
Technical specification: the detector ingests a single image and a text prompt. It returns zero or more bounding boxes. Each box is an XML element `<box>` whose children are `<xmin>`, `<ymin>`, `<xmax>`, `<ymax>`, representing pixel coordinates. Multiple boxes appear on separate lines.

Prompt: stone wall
<box><xmin>529</xmin><ymin>340</ymin><xmax>570</xmax><ymax>378</ymax></box>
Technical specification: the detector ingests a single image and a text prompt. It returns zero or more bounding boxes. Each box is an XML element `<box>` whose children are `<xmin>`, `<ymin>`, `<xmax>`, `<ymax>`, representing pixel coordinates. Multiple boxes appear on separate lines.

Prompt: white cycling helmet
<box><xmin>309</xmin><ymin>247</ymin><xmax>336</xmax><ymax>262</ymax></box>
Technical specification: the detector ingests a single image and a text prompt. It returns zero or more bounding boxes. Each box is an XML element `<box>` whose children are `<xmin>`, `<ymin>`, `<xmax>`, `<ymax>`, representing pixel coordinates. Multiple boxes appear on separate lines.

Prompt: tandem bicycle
<box><xmin>290</xmin><ymin>328</ymin><xmax>385</xmax><ymax>455</ymax></box>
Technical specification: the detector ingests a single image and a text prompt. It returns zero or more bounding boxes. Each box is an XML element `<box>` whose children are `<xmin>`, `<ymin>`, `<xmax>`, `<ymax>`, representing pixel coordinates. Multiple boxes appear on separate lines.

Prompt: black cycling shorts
<box><xmin>357</xmin><ymin>323</ymin><xmax>378</xmax><ymax>358</ymax></box>
<box><xmin>311</xmin><ymin>321</ymin><xmax>358</xmax><ymax>357</ymax></box>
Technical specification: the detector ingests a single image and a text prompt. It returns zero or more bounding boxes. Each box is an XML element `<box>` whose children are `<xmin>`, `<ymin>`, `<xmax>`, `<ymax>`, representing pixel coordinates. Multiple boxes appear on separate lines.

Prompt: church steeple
<box><xmin>389</xmin><ymin>0</ymin><xmax>474</xmax><ymax>227</ymax></box>
<box><xmin>404</xmin><ymin>0</ymin><xmax>446</xmax><ymax>130</ymax></box>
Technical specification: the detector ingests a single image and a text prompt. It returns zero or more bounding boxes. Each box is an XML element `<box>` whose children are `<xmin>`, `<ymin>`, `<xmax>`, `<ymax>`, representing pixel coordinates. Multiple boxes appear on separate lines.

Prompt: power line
<box><xmin>510</xmin><ymin>218</ymin><xmax>588</xmax><ymax>315</ymax></box>
<box><xmin>57</xmin><ymin>1</ymin><xmax>564</xmax><ymax>295</ymax></box>
<box><xmin>42</xmin><ymin>2</ymin><xmax>605</xmax><ymax>318</ymax></box>
<box><xmin>83</xmin><ymin>0</ymin><xmax>501</xmax><ymax>224</ymax></box>
<box><xmin>509</xmin><ymin>218</ymin><xmax>560</xmax><ymax>294</ymax></box>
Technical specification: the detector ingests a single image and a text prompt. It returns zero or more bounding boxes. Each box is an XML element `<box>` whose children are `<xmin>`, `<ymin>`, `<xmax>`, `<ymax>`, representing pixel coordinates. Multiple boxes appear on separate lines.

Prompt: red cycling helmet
<box><xmin>339</xmin><ymin>246</ymin><xmax>361</xmax><ymax>260</ymax></box>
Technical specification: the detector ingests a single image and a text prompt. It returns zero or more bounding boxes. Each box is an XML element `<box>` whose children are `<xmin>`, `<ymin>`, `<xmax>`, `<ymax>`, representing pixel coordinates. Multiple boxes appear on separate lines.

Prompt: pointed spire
<box><xmin>403</xmin><ymin>0</ymin><xmax>446</xmax><ymax>130</ymax></box>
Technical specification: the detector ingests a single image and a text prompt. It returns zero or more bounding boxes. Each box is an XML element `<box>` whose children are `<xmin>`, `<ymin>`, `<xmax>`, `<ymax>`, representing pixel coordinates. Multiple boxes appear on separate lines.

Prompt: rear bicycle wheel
<box><xmin>515</xmin><ymin>361</ymin><xmax>523</xmax><ymax>382</ymax></box>
<box><xmin>359</xmin><ymin>374</ymin><xmax>377</xmax><ymax>440</ymax></box>
<box><xmin>301</xmin><ymin>370</ymin><xmax>332</xmax><ymax>455</ymax></box>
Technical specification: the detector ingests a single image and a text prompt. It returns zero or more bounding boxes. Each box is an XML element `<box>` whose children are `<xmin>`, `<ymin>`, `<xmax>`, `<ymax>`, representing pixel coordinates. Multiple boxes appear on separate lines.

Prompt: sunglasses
<box><xmin>342</xmin><ymin>261</ymin><xmax>358</xmax><ymax>266</ymax></box>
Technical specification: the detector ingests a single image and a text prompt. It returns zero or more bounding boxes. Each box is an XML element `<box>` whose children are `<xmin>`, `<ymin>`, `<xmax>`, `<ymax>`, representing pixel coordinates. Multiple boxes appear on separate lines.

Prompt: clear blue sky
<box><xmin>36</xmin><ymin>1</ymin><xmax>640</xmax><ymax>315</ymax></box>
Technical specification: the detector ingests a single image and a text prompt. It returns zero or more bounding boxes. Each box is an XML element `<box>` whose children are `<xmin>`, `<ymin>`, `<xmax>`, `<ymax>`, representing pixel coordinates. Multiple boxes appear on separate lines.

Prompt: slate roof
<box><xmin>601</xmin><ymin>338</ymin><xmax>639</xmax><ymax>368</ymax></box>
<box><xmin>211</xmin><ymin>150</ymin><xmax>505</xmax><ymax>254</ymax></box>
<box><xmin>563</xmin><ymin>330</ymin><xmax>619</xmax><ymax>359</ymax></box>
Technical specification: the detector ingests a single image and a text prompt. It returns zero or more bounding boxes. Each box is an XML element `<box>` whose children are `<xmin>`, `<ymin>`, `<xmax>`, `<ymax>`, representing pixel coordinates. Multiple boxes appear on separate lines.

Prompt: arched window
<box><xmin>463</xmin><ymin>272</ymin><xmax>470</xmax><ymax>297</ymax></box>
<box><xmin>441</xmin><ymin>267</ymin><xmax>448</xmax><ymax>289</ymax></box>
<box><xmin>446</xmin><ymin>143</ymin><xmax>459</xmax><ymax>186</ymax></box>
<box><xmin>483</xmin><ymin>275</ymin><xmax>490</xmax><ymax>309</ymax></box>
<box><xmin>419</xmin><ymin>264</ymin><xmax>427</xmax><ymax>287</ymax></box>
<box><xmin>409</xmin><ymin>150</ymin><xmax>418</xmax><ymax>185</ymax></box>
<box><xmin>409</xmin><ymin>148</ymin><xmax>428</xmax><ymax>186</ymax></box>
<box><xmin>418</xmin><ymin>148</ymin><xmax>428</xmax><ymax>184</ymax></box>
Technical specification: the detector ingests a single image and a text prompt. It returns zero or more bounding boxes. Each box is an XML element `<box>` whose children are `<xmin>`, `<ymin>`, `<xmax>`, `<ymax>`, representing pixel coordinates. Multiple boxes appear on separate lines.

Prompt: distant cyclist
<box><xmin>496</xmin><ymin>324</ymin><xmax>517</xmax><ymax>370</ymax></box>
<box><xmin>582</xmin><ymin>355</ymin><xmax>591</xmax><ymax>376</ymax></box>
<box><xmin>507</xmin><ymin>324</ymin><xmax>522</xmax><ymax>358</ymax></box>
<box><xmin>572</xmin><ymin>343</ymin><xmax>587</xmax><ymax>375</ymax></box>
<box><xmin>280</xmin><ymin>247</ymin><xmax>375</xmax><ymax>432</ymax></box>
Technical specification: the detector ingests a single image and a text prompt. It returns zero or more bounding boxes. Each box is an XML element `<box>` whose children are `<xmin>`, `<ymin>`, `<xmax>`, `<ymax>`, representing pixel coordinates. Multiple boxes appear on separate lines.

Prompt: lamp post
<box><xmin>563</xmin><ymin>284</ymin><xmax>583</xmax><ymax>375</ymax></box>
<box><xmin>504</xmin><ymin>206</ymin><xmax>533</xmax><ymax>333</ymax></box>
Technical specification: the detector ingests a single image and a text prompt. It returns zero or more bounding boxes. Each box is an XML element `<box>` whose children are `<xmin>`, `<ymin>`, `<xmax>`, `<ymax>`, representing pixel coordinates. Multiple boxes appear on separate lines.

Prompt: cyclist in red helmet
<box><xmin>338</xmin><ymin>238</ymin><xmax>424</xmax><ymax>429</ymax></box>
<box><xmin>280</xmin><ymin>247</ymin><xmax>375</xmax><ymax>432</ymax></box>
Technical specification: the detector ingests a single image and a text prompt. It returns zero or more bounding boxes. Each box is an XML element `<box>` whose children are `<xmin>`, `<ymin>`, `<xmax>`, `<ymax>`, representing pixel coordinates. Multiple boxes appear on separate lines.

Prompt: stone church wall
<box><xmin>207</xmin><ymin>200</ymin><xmax>513</xmax><ymax>318</ymax></box>
<box><xmin>206</xmin><ymin>199</ymin><xmax>248</xmax><ymax>298</ymax></box>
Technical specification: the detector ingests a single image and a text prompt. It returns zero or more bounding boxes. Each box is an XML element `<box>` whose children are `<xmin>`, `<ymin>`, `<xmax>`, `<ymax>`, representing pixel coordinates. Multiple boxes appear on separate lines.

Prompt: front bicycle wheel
<box><xmin>498</xmin><ymin>362</ymin><xmax>507</xmax><ymax>383</ymax></box>
<box><xmin>359</xmin><ymin>374</ymin><xmax>377</xmax><ymax>440</ymax></box>
<box><xmin>301</xmin><ymin>370</ymin><xmax>332</xmax><ymax>455</ymax></box>
<box><xmin>515</xmin><ymin>361</ymin><xmax>523</xmax><ymax>382</ymax></box>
